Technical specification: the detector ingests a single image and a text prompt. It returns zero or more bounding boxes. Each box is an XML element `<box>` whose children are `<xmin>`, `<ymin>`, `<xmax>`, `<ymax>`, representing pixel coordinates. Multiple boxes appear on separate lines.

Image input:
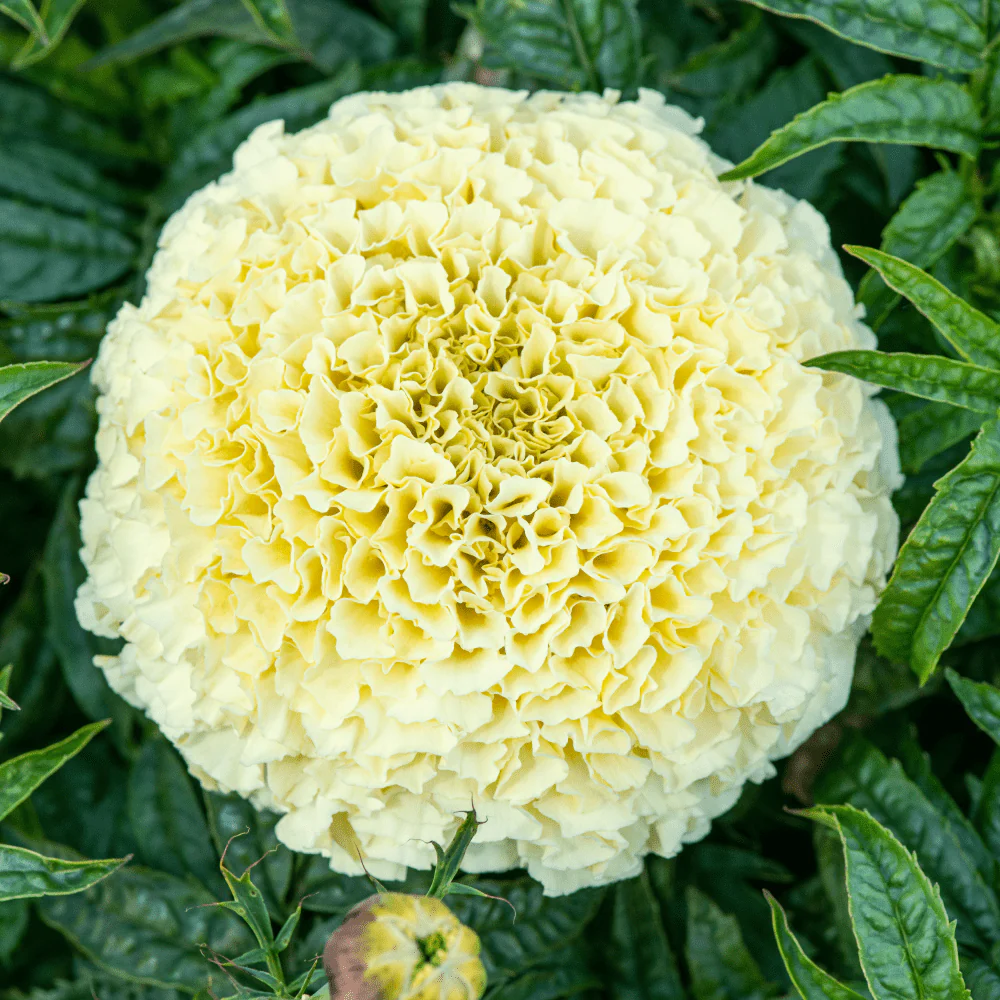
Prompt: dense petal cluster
<box><xmin>77</xmin><ymin>83</ymin><xmax>900</xmax><ymax>895</ymax></box>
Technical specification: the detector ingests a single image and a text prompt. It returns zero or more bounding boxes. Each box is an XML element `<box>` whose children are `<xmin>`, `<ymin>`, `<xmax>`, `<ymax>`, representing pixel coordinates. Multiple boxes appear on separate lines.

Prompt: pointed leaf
<box><xmin>946</xmin><ymin>669</ymin><xmax>1000</xmax><ymax>746</ymax></box>
<box><xmin>766</xmin><ymin>892</ymin><xmax>865</xmax><ymax>1000</ymax></box>
<box><xmin>807</xmin><ymin>350</ymin><xmax>1000</xmax><ymax>413</ymax></box>
<box><xmin>815</xmin><ymin>732</ymin><xmax>1000</xmax><ymax>952</ymax></box>
<box><xmin>0</xmin><ymin>361</ymin><xmax>85</xmax><ymax>423</ymax></box>
<box><xmin>38</xmin><ymin>866</ymin><xmax>254</xmax><ymax>990</ymax></box>
<box><xmin>897</xmin><ymin>403</ymin><xmax>984</xmax><ymax>474</ymax></box>
<box><xmin>426</xmin><ymin>809</ymin><xmax>483</xmax><ymax>899</ymax></box>
<box><xmin>873</xmin><ymin>416</ymin><xmax>1000</xmax><ymax>678</ymax></box>
<box><xmin>685</xmin><ymin>886</ymin><xmax>769</xmax><ymax>1000</ymax></box>
<box><xmin>860</xmin><ymin>170</ymin><xmax>978</xmax><ymax>330</ymax></box>
<box><xmin>804</xmin><ymin>805</ymin><xmax>970</xmax><ymax>1000</ymax></box>
<box><xmin>220</xmin><ymin>850</ymin><xmax>275</xmax><ymax>948</ymax></box>
<box><xmin>0</xmin><ymin>720</ymin><xmax>108</xmax><ymax>822</ymax></box>
<box><xmin>0</xmin><ymin>200</ymin><xmax>135</xmax><ymax>302</ymax></box>
<box><xmin>604</xmin><ymin>871</ymin><xmax>685</xmax><ymax>1000</ymax></box>
<box><xmin>461</xmin><ymin>0</ymin><xmax>643</xmax><ymax>92</ymax></box>
<box><xmin>741</xmin><ymin>0</ymin><xmax>987</xmax><ymax>71</ymax></box>
<box><xmin>0</xmin><ymin>844</ymin><xmax>125</xmax><ymax>901</ymax></box>
<box><xmin>0</xmin><ymin>664</ymin><xmax>16</xmax><ymax>714</ymax></box>
<box><xmin>274</xmin><ymin>902</ymin><xmax>301</xmax><ymax>953</ymax></box>
<box><xmin>847</xmin><ymin>246</ymin><xmax>1000</xmax><ymax>369</ymax></box>
<box><xmin>13</xmin><ymin>0</ymin><xmax>89</xmax><ymax>67</ymax></box>
<box><xmin>720</xmin><ymin>75</ymin><xmax>980</xmax><ymax>181</ymax></box>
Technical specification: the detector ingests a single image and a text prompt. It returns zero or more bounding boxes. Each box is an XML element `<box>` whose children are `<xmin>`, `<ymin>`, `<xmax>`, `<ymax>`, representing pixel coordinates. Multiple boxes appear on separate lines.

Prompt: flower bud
<box><xmin>323</xmin><ymin>892</ymin><xmax>486</xmax><ymax>1000</ymax></box>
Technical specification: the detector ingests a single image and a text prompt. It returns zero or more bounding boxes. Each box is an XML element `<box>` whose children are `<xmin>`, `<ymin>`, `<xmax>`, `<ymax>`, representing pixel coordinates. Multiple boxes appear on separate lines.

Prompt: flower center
<box><xmin>417</xmin><ymin>930</ymin><xmax>448</xmax><ymax>967</ymax></box>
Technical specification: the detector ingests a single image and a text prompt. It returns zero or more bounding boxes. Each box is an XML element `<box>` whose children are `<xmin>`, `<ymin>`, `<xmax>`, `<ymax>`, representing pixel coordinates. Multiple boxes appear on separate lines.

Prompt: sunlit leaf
<box><xmin>0</xmin><ymin>360</ymin><xmax>85</xmax><ymax>422</ymax></box>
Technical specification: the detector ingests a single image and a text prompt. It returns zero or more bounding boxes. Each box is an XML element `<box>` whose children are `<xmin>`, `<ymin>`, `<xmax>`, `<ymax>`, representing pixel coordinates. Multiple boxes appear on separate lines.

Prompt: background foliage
<box><xmin>3</xmin><ymin>1</ymin><xmax>1000</xmax><ymax>998</ymax></box>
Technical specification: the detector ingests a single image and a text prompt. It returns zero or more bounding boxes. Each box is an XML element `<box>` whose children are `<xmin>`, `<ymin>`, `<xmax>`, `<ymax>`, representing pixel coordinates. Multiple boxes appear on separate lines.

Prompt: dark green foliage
<box><xmin>2</xmin><ymin>1</ymin><xmax>1000</xmax><ymax>998</ymax></box>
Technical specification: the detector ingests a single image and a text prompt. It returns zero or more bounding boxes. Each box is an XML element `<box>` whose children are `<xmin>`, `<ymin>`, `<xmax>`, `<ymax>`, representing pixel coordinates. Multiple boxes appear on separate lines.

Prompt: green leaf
<box><xmin>0</xmin><ymin>0</ymin><xmax>45</xmax><ymax>36</ymax></box>
<box><xmin>741</xmin><ymin>0</ymin><xmax>987</xmax><ymax>71</ymax></box>
<box><xmin>41</xmin><ymin>482</ymin><xmax>126</xmax><ymax>726</ymax></box>
<box><xmin>13</xmin><ymin>0</ymin><xmax>89</xmax><ymax>67</ymax></box>
<box><xmin>462</xmin><ymin>0</ymin><xmax>643</xmax><ymax>92</ymax></box>
<box><xmin>847</xmin><ymin>246</ymin><xmax>1000</xmax><ymax>369</ymax></box>
<box><xmin>804</xmin><ymin>805</ymin><xmax>970</xmax><ymax>1000</ymax></box>
<box><xmin>946</xmin><ymin>669</ymin><xmax>1000</xmax><ymax>746</ymax></box>
<box><xmin>0</xmin><ymin>361</ymin><xmax>85</xmax><ymax>423</ymax></box>
<box><xmin>240</xmin><ymin>0</ymin><xmax>295</xmax><ymax>43</ymax></box>
<box><xmin>815</xmin><ymin>732</ymin><xmax>1000</xmax><ymax>953</ymax></box>
<box><xmin>0</xmin><ymin>200</ymin><xmax>135</xmax><ymax>302</ymax></box>
<box><xmin>159</xmin><ymin>64</ymin><xmax>360</xmax><ymax>211</ymax></box>
<box><xmin>127</xmin><ymin>737</ymin><xmax>221</xmax><ymax>894</ymax></box>
<box><xmin>85</xmin><ymin>0</ymin><xmax>286</xmax><ymax>68</ymax></box>
<box><xmin>0</xmin><ymin>663</ymin><xmax>16</xmax><ymax>715</ymax></box>
<box><xmin>426</xmin><ymin>809</ymin><xmax>483</xmax><ymax>899</ymax></box>
<box><xmin>38</xmin><ymin>866</ymin><xmax>254</xmax><ymax>990</ymax></box>
<box><xmin>977</xmin><ymin>751</ymin><xmax>1000</xmax><ymax>863</ymax></box>
<box><xmin>603</xmin><ymin>871</ymin><xmax>685</xmax><ymax>1000</ymax></box>
<box><xmin>0</xmin><ymin>720</ymin><xmax>108</xmax><ymax>822</ymax></box>
<box><xmin>685</xmin><ymin>886</ymin><xmax>770</xmax><ymax>1000</ymax></box>
<box><xmin>219</xmin><ymin>846</ymin><xmax>275</xmax><ymax>949</ymax></box>
<box><xmin>286</xmin><ymin>0</ymin><xmax>395</xmax><ymax>72</ymax></box>
<box><xmin>896</xmin><ymin>402</ymin><xmax>984</xmax><ymax>474</ymax></box>
<box><xmin>860</xmin><ymin>170</ymin><xmax>977</xmax><ymax>330</ymax></box>
<box><xmin>719</xmin><ymin>75</ymin><xmax>980</xmax><ymax>181</ymax></box>
<box><xmin>374</xmin><ymin>0</ymin><xmax>429</xmax><ymax>48</ymax></box>
<box><xmin>873</xmin><ymin>416</ymin><xmax>1000</xmax><ymax>678</ymax></box>
<box><xmin>765</xmin><ymin>892</ymin><xmax>865</xmax><ymax>1000</ymax></box>
<box><xmin>0</xmin><ymin>844</ymin><xmax>126</xmax><ymax>902</ymax></box>
<box><xmin>0</xmin><ymin>893</ymin><xmax>28</xmax><ymax>964</ymax></box>
<box><xmin>807</xmin><ymin>350</ymin><xmax>1000</xmax><ymax>413</ymax></box>
<box><xmin>487</xmin><ymin>942</ymin><xmax>602</xmax><ymax>1000</ymax></box>
<box><xmin>206</xmin><ymin>793</ymin><xmax>292</xmax><ymax>921</ymax></box>
<box><xmin>446</xmin><ymin>878</ymin><xmax>605</xmax><ymax>984</ymax></box>
<box><xmin>962</xmin><ymin>956</ymin><xmax>1000</xmax><ymax>1000</ymax></box>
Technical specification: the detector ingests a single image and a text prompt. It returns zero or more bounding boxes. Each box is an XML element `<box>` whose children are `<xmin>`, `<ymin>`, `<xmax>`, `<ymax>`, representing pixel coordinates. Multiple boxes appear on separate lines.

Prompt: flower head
<box><xmin>323</xmin><ymin>892</ymin><xmax>486</xmax><ymax>1000</ymax></box>
<box><xmin>76</xmin><ymin>83</ymin><xmax>900</xmax><ymax>895</ymax></box>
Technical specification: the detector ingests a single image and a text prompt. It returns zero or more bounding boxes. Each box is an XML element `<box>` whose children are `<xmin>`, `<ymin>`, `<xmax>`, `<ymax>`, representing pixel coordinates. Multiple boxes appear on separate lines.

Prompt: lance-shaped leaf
<box><xmin>12</xmin><ymin>0</ymin><xmax>89</xmax><ymax>67</ymax></box>
<box><xmin>0</xmin><ymin>720</ymin><xmax>108</xmax><ymax>822</ymax></box>
<box><xmin>807</xmin><ymin>351</ymin><xmax>1000</xmax><ymax>413</ymax></box>
<box><xmin>804</xmin><ymin>805</ymin><xmax>970</xmax><ymax>1000</ymax></box>
<box><xmin>427</xmin><ymin>809</ymin><xmax>483</xmax><ymax>899</ymax></box>
<box><xmin>873</xmin><ymin>417</ymin><xmax>1000</xmax><ymax>679</ymax></box>
<box><xmin>0</xmin><ymin>361</ymin><xmax>86</xmax><ymax>423</ymax></box>
<box><xmin>0</xmin><ymin>844</ymin><xmax>126</xmax><ymax>902</ymax></box>
<box><xmin>741</xmin><ymin>0</ymin><xmax>988</xmax><ymax>71</ymax></box>
<box><xmin>0</xmin><ymin>0</ymin><xmax>45</xmax><ymax>35</ymax></box>
<box><xmin>861</xmin><ymin>171</ymin><xmax>977</xmax><ymax>330</ymax></box>
<box><xmin>897</xmin><ymin>403</ymin><xmax>985</xmax><ymax>474</ymax></box>
<box><xmin>766</xmin><ymin>892</ymin><xmax>865</xmax><ymax>1000</ymax></box>
<box><xmin>0</xmin><ymin>664</ymin><xmax>16</xmax><ymax>715</ymax></box>
<box><xmin>946</xmin><ymin>669</ymin><xmax>1000</xmax><ymax>746</ymax></box>
<box><xmin>720</xmin><ymin>76</ymin><xmax>980</xmax><ymax>181</ymax></box>
<box><xmin>847</xmin><ymin>246</ymin><xmax>1000</xmax><ymax>369</ymax></box>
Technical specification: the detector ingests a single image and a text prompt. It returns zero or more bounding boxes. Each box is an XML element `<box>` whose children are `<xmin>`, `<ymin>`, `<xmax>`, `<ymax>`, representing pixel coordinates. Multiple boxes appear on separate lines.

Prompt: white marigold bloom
<box><xmin>76</xmin><ymin>83</ymin><xmax>901</xmax><ymax>896</ymax></box>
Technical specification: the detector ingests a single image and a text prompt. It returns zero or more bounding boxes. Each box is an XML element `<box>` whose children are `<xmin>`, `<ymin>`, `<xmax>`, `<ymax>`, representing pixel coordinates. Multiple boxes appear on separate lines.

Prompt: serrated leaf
<box><xmin>603</xmin><ymin>871</ymin><xmax>684</xmax><ymax>1000</ymax></box>
<box><xmin>0</xmin><ymin>200</ymin><xmax>135</xmax><ymax>302</ymax></box>
<box><xmin>720</xmin><ymin>75</ymin><xmax>980</xmax><ymax>181</ymax></box>
<box><xmin>807</xmin><ymin>350</ymin><xmax>1000</xmax><ymax>412</ymax></box>
<box><xmin>873</xmin><ymin>416</ymin><xmax>1000</xmax><ymax>678</ymax></box>
<box><xmin>0</xmin><ymin>844</ymin><xmax>126</xmax><ymax>902</ymax></box>
<box><xmin>128</xmin><ymin>737</ymin><xmax>221</xmax><ymax>894</ymax></box>
<box><xmin>896</xmin><ymin>402</ymin><xmax>984</xmax><ymax>474</ymax></box>
<box><xmin>463</xmin><ymin>0</ymin><xmax>643</xmax><ymax>92</ymax></box>
<box><xmin>0</xmin><ymin>361</ymin><xmax>85</xmax><ymax>422</ymax></box>
<box><xmin>0</xmin><ymin>719</ymin><xmax>107</xmax><ymax>822</ymax></box>
<box><xmin>685</xmin><ymin>886</ymin><xmax>769</xmax><ymax>1000</ymax></box>
<box><xmin>805</xmin><ymin>805</ymin><xmax>970</xmax><ymax>1000</ymax></box>
<box><xmin>12</xmin><ymin>0</ymin><xmax>88</xmax><ymax>68</ymax></box>
<box><xmin>159</xmin><ymin>65</ymin><xmax>360</xmax><ymax>211</ymax></box>
<box><xmin>766</xmin><ymin>892</ymin><xmax>865</xmax><ymax>1000</ymax></box>
<box><xmin>38</xmin><ymin>866</ymin><xmax>254</xmax><ymax>990</ymax></box>
<box><xmin>860</xmin><ymin>170</ymin><xmax>977</xmax><ymax>330</ymax></box>
<box><xmin>741</xmin><ymin>0</ymin><xmax>987</xmax><ymax>71</ymax></box>
<box><xmin>947</xmin><ymin>669</ymin><xmax>1000</xmax><ymax>745</ymax></box>
<box><xmin>847</xmin><ymin>246</ymin><xmax>1000</xmax><ymax>369</ymax></box>
<box><xmin>815</xmin><ymin>732</ymin><xmax>1000</xmax><ymax>952</ymax></box>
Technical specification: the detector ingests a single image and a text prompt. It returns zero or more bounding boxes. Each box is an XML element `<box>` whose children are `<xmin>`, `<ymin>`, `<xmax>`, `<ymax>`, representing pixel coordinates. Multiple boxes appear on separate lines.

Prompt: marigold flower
<box><xmin>76</xmin><ymin>83</ymin><xmax>900</xmax><ymax>895</ymax></box>
<box><xmin>323</xmin><ymin>892</ymin><xmax>486</xmax><ymax>1000</ymax></box>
